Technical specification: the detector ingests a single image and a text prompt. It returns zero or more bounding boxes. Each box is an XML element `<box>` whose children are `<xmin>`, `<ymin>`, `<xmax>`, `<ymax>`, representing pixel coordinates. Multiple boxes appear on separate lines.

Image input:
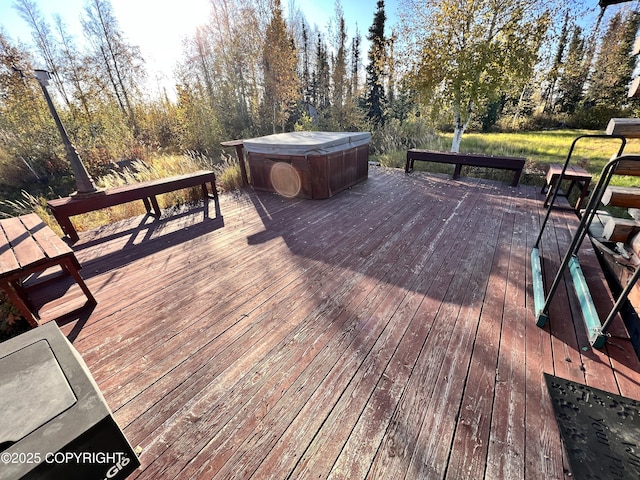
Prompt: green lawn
<box><xmin>375</xmin><ymin>129</ymin><xmax>640</xmax><ymax>187</ymax></box>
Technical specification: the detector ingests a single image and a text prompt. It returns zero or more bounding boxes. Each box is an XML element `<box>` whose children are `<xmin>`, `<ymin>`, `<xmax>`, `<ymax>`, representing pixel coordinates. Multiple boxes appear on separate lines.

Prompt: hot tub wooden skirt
<box><xmin>244</xmin><ymin>131</ymin><xmax>371</xmax><ymax>199</ymax></box>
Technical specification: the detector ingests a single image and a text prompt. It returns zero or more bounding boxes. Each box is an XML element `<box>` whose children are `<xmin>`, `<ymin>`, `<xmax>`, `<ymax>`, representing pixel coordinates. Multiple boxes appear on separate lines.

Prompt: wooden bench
<box><xmin>405</xmin><ymin>149</ymin><xmax>525</xmax><ymax>186</ymax></box>
<box><xmin>0</xmin><ymin>213</ymin><xmax>96</xmax><ymax>327</ymax></box>
<box><xmin>47</xmin><ymin>170</ymin><xmax>218</xmax><ymax>242</ymax></box>
<box><xmin>541</xmin><ymin>163</ymin><xmax>592</xmax><ymax>213</ymax></box>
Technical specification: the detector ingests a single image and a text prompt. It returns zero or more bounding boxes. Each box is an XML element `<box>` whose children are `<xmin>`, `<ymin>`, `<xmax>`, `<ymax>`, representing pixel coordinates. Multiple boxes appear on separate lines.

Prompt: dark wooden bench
<box><xmin>405</xmin><ymin>149</ymin><xmax>526</xmax><ymax>186</ymax></box>
<box><xmin>47</xmin><ymin>170</ymin><xmax>218</xmax><ymax>242</ymax></box>
<box><xmin>0</xmin><ymin>213</ymin><xmax>96</xmax><ymax>326</ymax></box>
<box><xmin>542</xmin><ymin>163</ymin><xmax>592</xmax><ymax>213</ymax></box>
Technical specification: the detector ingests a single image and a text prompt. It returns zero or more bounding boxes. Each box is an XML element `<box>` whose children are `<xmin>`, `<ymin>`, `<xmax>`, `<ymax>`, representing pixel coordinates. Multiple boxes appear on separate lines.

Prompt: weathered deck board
<box><xmin>365</xmin><ymin>180</ymin><xmax>508</xmax><ymax>480</ymax></box>
<box><xmin>445</xmin><ymin>187</ymin><xmax>514</xmax><ymax>479</ymax></box>
<box><xmin>295</xmin><ymin>179</ymin><xmax>495</xmax><ymax>480</ymax></box>
<box><xmin>485</xmin><ymin>201</ymin><xmax>527</xmax><ymax>480</ymax></box>
<box><xmin>187</xmin><ymin>178</ymin><xmax>489</xmax><ymax>479</ymax></box>
<box><xmin>27</xmin><ymin>167</ymin><xmax>640</xmax><ymax>480</ymax></box>
<box><xmin>522</xmin><ymin>184</ymin><xmax>565</xmax><ymax>480</ymax></box>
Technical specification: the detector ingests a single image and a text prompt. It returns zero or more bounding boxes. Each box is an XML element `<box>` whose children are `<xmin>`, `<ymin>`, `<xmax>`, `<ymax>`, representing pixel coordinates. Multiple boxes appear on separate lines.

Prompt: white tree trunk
<box><xmin>451</xmin><ymin>101</ymin><xmax>473</xmax><ymax>153</ymax></box>
<box><xmin>451</xmin><ymin>128</ymin><xmax>464</xmax><ymax>153</ymax></box>
<box><xmin>451</xmin><ymin>112</ymin><xmax>466</xmax><ymax>153</ymax></box>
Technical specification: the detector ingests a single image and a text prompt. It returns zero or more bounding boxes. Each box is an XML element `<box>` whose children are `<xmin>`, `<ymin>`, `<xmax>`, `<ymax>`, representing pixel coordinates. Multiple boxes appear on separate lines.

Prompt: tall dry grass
<box><xmin>0</xmin><ymin>152</ymin><xmax>244</xmax><ymax>234</ymax></box>
<box><xmin>375</xmin><ymin>129</ymin><xmax>640</xmax><ymax>186</ymax></box>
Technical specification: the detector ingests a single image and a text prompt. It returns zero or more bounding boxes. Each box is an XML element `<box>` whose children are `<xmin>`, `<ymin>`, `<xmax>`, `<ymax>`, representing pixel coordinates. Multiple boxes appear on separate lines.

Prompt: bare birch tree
<box><xmin>82</xmin><ymin>0</ymin><xmax>145</xmax><ymax>133</ymax></box>
<box><xmin>364</xmin><ymin>0</ymin><xmax>388</xmax><ymax>127</ymax></box>
<box><xmin>13</xmin><ymin>0</ymin><xmax>73</xmax><ymax>110</ymax></box>
<box><xmin>178</xmin><ymin>0</ymin><xmax>267</xmax><ymax>141</ymax></box>
<box><xmin>52</xmin><ymin>14</ymin><xmax>95</xmax><ymax>121</ymax></box>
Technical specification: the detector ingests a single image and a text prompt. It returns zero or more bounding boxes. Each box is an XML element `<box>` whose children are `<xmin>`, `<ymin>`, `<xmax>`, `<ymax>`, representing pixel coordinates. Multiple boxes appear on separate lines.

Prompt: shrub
<box><xmin>369</xmin><ymin>116</ymin><xmax>439</xmax><ymax>155</ymax></box>
<box><xmin>567</xmin><ymin>105</ymin><xmax>626</xmax><ymax>130</ymax></box>
<box><xmin>0</xmin><ymin>291</ymin><xmax>31</xmax><ymax>342</ymax></box>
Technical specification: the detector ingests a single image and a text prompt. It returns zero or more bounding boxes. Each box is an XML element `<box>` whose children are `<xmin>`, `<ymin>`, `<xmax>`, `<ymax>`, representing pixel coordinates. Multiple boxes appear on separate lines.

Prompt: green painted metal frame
<box><xmin>568</xmin><ymin>256</ymin><xmax>606</xmax><ymax>348</ymax></box>
<box><xmin>531</xmin><ymin>247</ymin><xmax>546</xmax><ymax>324</ymax></box>
<box><xmin>530</xmin><ymin>135</ymin><xmax>634</xmax><ymax>349</ymax></box>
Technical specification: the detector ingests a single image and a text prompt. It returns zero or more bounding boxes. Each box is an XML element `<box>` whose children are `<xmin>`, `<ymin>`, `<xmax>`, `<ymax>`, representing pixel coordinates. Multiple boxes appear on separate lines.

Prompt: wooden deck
<box><xmin>30</xmin><ymin>167</ymin><xmax>640</xmax><ymax>479</ymax></box>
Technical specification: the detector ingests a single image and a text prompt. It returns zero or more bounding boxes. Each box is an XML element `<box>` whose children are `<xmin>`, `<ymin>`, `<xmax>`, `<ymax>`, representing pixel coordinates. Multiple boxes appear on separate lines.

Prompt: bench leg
<box><xmin>208</xmin><ymin>179</ymin><xmax>219</xmax><ymax>199</ymax></box>
<box><xmin>51</xmin><ymin>211</ymin><xmax>80</xmax><ymax>243</ymax></box>
<box><xmin>234</xmin><ymin>145</ymin><xmax>248</xmax><ymax>185</ymax></box>
<box><xmin>149</xmin><ymin>195</ymin><xmax>161</xmax><ymax>216</ymax></box>
<box><xmin>1</xmin><ymin>280</ymin><xmax>39</xmax><ymax>328</ymax></box>
<box><xmin>576</xmin><ymin>179</ymin><xmax>591</xmax><ymax>213</ymax></box>
<box><xmin>61</xmin><ymin>258</ymin><xmax>97</xmax><ymax>306</ymax></box>
<box><xmin>142</xmin><ymin>197</ymin><xmax>153</xmax><ymax>214</ymax></box>
<box><xmin>511</xmin><ymin>169</ymin><xmax>522</xmax><ymax>187</ymax></box>
<box><xmin>453</xmin><ymin>164</ymin><xmax>463</xmax><ymax>180</ymax></box>
<box><xmin>201</xmin><ymin>183</ymin><xmax>208</xmax><ymax>199</ymax></box>
<box><xmin>141</xmin><ymin>196</ymin><xmax>161</xmax><ymax>216</ymax></box>
<box><xmin>405</xmin><ymin>155</ymin><xmax>412</xmax><ymax>173</ymax></box>
<box><xmin>202</xmin><ymin>182</ymin><xmax>218</xmax><ymax>200</ymax></box>
<box><xmin>543</xmin><ymin>175</ymin><xmax>558</xmax><ymax>207</ymax></box>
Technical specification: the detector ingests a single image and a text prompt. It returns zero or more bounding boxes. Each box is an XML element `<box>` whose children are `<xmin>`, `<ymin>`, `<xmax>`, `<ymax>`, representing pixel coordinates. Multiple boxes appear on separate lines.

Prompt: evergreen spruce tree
<box><xmin>350</xmin><ymin>29</ymin><xmax>361</xmax><ymax>98</ymax></box>
<box><xmin>331</xmin><ymin>15</ymin><xmax>348</xmax><ymax>129</ymax></box>
<box><xmin>363</xmin><ymin>0</ymin><xmax>387</xmax><ymax>127</ymax></box>
<box><xmin>262</xmin><ymin>0</ymin><xmax>299</xmax><ymax>132</ymax></box>
<box><xmin>586</xmin><ymin>10</ymin><xmax>640</xmax><ymax>111</ymax></box>
<box><xmin>542</xmin><ymin>11</ymin><xmax>570</xmax><ymax>113</ymax></box>
<box><xmin>301</xmin><ymin>21</ymin><xmax>311</xmax><ymax>105</ymax></box>
<box><xmin>555</xmin><ymin>25</ymin><xmax>588</xmax><ymax>114</ymax></box>
<box><xmin>314</xmin><ymin>33</ymin><xmax>331</xmax><ymax>125</ymax></box>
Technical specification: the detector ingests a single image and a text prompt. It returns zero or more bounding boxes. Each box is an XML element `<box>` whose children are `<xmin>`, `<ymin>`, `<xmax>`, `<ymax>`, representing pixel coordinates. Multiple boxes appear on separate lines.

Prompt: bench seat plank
<box><xmin>0</xmin><ymin>217</ymin><xmax>45</xmax><ymax>274</ymax></box>
<box><xmin>48</xmin><ymin>170</ymin><xmax>217</xmax><ymax>215</ymax></box>
<box><xmin>0</xmin><ymin>225</ymin><xmax>20</xmax><ymax>276</ymax></box>
<box><xmin>47</xmin><ymin>170</ymin><xmax>218</xmax><ymax>242</ymax></box>
<box><xmin>0</xmin><ymin>214</ymin><xmax>96</xmax><ymax>327</ymax></box>
<box><xmin>405</xmin><ymin>149</ymin><xmax>525</xmax><ymax>186</ymax></box>
<box><xmin>20</xmin><ymin>213</ymin><xmax>75</xmax><ymax>264</ymax></box>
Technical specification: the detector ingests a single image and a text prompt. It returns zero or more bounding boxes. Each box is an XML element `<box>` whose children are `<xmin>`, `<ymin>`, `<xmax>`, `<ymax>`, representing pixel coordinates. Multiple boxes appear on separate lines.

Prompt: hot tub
<box><xmin>243</xmin><ymin>131</ymin><xmax>371</xmax><ymax>199</ymax></box>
